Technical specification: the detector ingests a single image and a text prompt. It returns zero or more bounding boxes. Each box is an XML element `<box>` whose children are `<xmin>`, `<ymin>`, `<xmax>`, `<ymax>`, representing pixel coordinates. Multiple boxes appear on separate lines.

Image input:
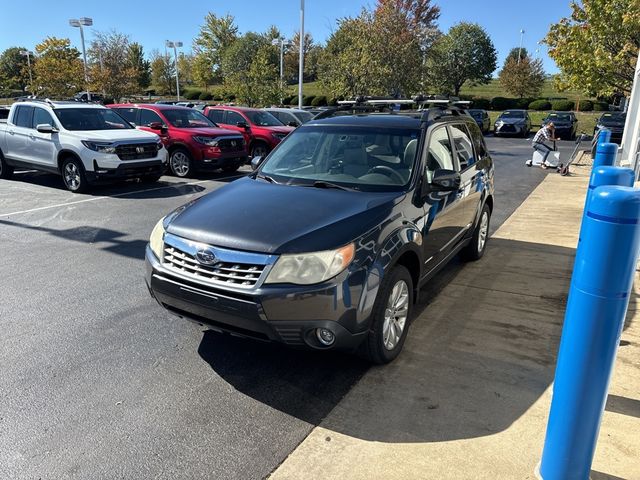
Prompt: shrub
<box><xmin>184</xmin><ymin>90</ymin><xmax>202</xmax><ymax>100</ymax></box>
<box><xmin>303</xmin><ymin>95</ymin><xmax>316</xmax><ymax>106</ymax></box>
<box><xmin>282</xmin><ymin>95</ymin><xmax>295</xmax><ymax>105</ymax></box>
<box><xmin>551</xmin><ymin>100</ymin><xmax>575</xmax><ymax>111</ymax></box>
<box><xmin>213</xmin><ymin>95</ymin><xmax>223</xmax><ymax>101</ymax></box>
<box><xmin>578</xmin><ymin>100</ymin><xmax>593</xmax><ymax>112</ymax></box>
<box><xmin>491</xmin><ymin>96</ymin><xmax>516</xmax><ymax>110</ymax></box>
<box><xmin>311</xmin><ymin>95</ymin><xmax>327</xmax><ymax>106</ymax></box>
<box><xmin>328</xmin><ymin>97</ymin><xmax>340</xmax><ymax>106</ymax></box>
<box><xmin>593</xmin><ymin>101</ymin><xmax>609</xmax><ymax>111</ymax></box>
<box><xmin>529</xmin><ymin>99</ymin><xmax>552</xmax><ymax>111</ymax></box>
<box><xmin>199</xmin><ymin>92</ymin><xmax>213</xmax><ymax>101</ymax></box>
<box><xmin>471</xmin><ymin>97</ymin><xmax>490</xmax><ymax>109</ymax></box>
<box><xmin>513</xmin><ymin>97</ymin><xmax>533</xmax><ymax>109</ymax></box>
<box><xmin>102</xmin><ymin>97</ymin><xmax>115</xmax><ymax>105</ymax></box>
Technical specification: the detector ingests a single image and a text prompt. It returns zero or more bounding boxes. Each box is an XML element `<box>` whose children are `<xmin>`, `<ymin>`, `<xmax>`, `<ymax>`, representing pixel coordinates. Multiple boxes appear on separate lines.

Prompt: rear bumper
<box><xmin>87</xmin><ymin>159</ymin><xmax>166</xmax><ymax>182</ymax></box>
<box><xmin>144</xmin><ymin>246</ymin><xmax>369</xmax><ymax>351</ymax></box>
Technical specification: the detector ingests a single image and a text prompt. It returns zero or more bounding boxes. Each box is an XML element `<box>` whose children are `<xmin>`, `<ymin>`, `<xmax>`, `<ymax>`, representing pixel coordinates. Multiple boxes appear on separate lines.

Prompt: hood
<box><xmin>544</xmin><ymin>119</ymin><xmax>571</xmax><ymax>127</ymax></box>
<box><xmin>598</xmin><ymin>117</ymin><xmax>625</xmax><ymax>127</ymax></box>
<box><xmin>67</xmin><ymin>128</ymin><xmax>159</xmax><ymax>143</ymax></box>
<box><xmin>174</xmin><ymin>127</ymin><xmax>243</xmax><ymax>137</ymax></box>
<box><xmin>166</xmin><ymin>177</ymin><xmax>400</xmax><ymax>254</ymax></box>
<box><xmin>254</xmin><ymin>125</ymin><xmax>295</xmax><ymax>134</ymax></box>
<box><xmin>496</xmin><ymin>117</ymin><xmax>526</xmax><ymax>125</ymax></box>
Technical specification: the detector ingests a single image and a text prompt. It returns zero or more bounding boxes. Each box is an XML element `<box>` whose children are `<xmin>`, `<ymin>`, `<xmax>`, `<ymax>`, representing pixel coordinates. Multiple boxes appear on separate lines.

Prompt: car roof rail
<box><xmin>15</xmin><ymin>97</ymin><xmax>58</xmax><ymax>107</ymax></box>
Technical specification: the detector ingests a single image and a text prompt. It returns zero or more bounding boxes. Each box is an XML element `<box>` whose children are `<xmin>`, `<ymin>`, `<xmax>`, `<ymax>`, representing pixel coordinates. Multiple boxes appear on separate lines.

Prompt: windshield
<box><xmin>600</xmin><ymin>112</ymin><xmax>625</xmax><ymax>122</ymax></box>
<box><xmin>468</xmin><ymin>110</ymin><xmax>483</xmax><ymax>119</ymax></box>
<box><xmin>293</xmin><ymin>111</ymin><xmax>314</xmax><ymax>123</ymax></box>
<box><xmin>163</xmin><ymin>109</ymin><xmax>215</xmax><ymax>128</ymax></box>
<box><xmin>500</xmin><ymin>111</ymin><xmax>525</xmax><ymax>119</ymax></box>
<box><xmin>54</xmin><ymin>108</ymin><xmax>133</xmax><ymax>131</ymax></box>
<box><xmin>244</xmin><ymin>110</ymin><xmax>283</xmax><ymax>126</ymax></box>
<box><xmin>260</xmin><ymin>126</ymin><xmax>420</xmax><ymax>191</ymax></box>
<box><xmin>547</xmin><ymin>113</ymin><xmax>571</xmax><ymax>121</ymax></box>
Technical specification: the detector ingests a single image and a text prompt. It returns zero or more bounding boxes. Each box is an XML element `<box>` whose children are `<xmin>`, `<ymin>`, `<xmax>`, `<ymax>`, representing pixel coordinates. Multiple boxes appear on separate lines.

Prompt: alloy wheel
<box><xmin>382</xmin><ymin>280</ymin><xmax>409</xmax><ymax>350</ymax></box>
<box><xmin>64</xmin><ymin>162</ymin><xmax>81</xmax><ymax>191</ymax></box>
<box><xmin>252</xmin><ymin>145</ymin><xmax>268</xmax><ymax>158</ymax></box>
<box><xmin>478</xmin><ymin>211</ymin><xmax>489</xmax><ymax>254</ymax></box>
<box><xmin>171</xmin><ymin>151</ymin><xmax>190</xmax><ymax>177</ymax></box>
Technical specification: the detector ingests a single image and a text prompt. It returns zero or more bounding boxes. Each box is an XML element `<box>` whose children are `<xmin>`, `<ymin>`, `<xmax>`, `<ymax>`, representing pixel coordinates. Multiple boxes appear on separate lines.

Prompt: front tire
<box><xmin>360</xmin><ymin>265</ymin><xmax>413</xmax><ymax>364</ymax></box>
<box><xmin>169</xmin><ymin>148</ymin><xmax>193</xmax><ymax>178</ymax></box>
<box><xmin>251</xmin><ymin>142</ymin><xmax>269</xmax><ymax>159</ymax></box>
<box><xmin>0</xmin><ymin>150</ymin><xmax>14</xmax><ymax>179</ymax></box>
<box><xmin>461</xmin><ymin>203</ymin><xmax>491</xmax><ymax>261</ymax></box>
<box><xmin>61</xmin><ymin>157</ymin><xmax>89</xmax><ymax>193</ymax></box>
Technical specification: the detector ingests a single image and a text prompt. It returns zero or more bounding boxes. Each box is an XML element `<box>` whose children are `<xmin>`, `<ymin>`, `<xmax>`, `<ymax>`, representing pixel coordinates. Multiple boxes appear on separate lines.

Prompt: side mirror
<box><xmin>36</xmin><ymin>124</ymin><xmax>58</xmax><ymax>134</ymax></box>
<box><xmin>251</xmin><ymin>156</ymin><xmax>264</xmax><ymax>170</ymax></box>
<box><xmin>149</xmin><ymin>121</ymin><xmax>164</xmax><ymax>130</ymax></box>
<box><xmin>287</xmin><ymin>121</ymin><xmax>300</xmax><ymax>127</ymax></box>
<box><xmin>430</xmin><ymin>169</ymin><xmax>461</xmax><ymax>192</ymax></box>
<box><xmin>236</xmin><ymin>121</ymin><xmax>249</xmax><ymax>130</ymax></box>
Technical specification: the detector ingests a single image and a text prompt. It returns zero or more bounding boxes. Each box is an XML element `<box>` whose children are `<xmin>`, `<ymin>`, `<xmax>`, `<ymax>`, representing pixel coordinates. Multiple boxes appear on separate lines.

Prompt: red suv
<box><xmin>203</xmin><ymin>106</ymin><xmax>294</xmax><ymax>158</ymax></box>
<box><xmin>110</xmin><ymin>104</ymin><xmax>247</xmax><ymax>178</ymax></box>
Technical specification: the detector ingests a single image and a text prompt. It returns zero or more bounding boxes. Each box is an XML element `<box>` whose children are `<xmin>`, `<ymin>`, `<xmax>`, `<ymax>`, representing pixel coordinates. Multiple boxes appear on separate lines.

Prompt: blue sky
<box><xmin>1</xmin><ymin>1</ymin><xmax>572</xmax><ymax>75</ymax></box>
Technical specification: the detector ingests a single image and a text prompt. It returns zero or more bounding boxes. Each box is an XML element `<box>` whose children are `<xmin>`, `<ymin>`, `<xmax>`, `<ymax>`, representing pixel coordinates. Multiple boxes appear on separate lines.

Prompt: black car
<box><xmin>594</xmin><ymin>112</ymin><xmax>626</xmax><ymax>144</ymax></box>
<box><xmin>467</xmin><ymin>109</ymin><xmax>490</xmax><ymax>134</ymax></box>
<box><xmin>541</xmin><ymin>111</ymin><xmax>578</xmax><ymax>140</ymax></box>
<box><xmin>145</xmin><ymin>107</ymin><xmax>495</xmax><ymax>364</ymax></box>
<box><xmin>494</xmin><ymin>109</ymin><xmax>532</xmax><ymax>137</ymax></box>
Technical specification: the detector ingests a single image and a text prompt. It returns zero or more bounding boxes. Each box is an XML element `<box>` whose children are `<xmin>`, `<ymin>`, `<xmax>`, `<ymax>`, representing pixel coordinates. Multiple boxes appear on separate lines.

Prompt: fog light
<box><xmin>316</xmin><ymin>328</ymin><xmax>335</xmax><ymax>346</ymax></box>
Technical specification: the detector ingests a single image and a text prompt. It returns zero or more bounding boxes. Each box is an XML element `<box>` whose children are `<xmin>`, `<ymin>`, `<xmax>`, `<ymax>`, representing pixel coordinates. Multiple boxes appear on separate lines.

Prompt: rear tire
<box><xmin>0</xmin><ymin>150</ymin><xmax>14</xmax><ymax>179</ymax></box>
<box><xmin>360</xmin><ymin>265</ymin><xmax>413</xmax><ymax>365</ymax></box>
<box><xmin>61</xmin><ymin>157</ymin><xmax>89</xmax><ymax>193</ymax></box>
<box><xmin>461</xmin><ymin>203</ymin><xmax>491</xmax><ymax>262</ymax></box>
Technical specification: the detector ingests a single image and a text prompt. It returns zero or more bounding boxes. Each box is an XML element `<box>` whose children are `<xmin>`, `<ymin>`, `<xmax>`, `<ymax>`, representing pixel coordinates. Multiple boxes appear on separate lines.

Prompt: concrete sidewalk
<box><xmin>270</xmin><ymin>166</ymin><xmax>640</xmax><ymax>480</ymax></box>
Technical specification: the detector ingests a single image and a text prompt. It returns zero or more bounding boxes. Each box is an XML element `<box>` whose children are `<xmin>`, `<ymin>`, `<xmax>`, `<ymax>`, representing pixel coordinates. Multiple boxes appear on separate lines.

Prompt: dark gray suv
<box><xmin>145</xmin><ymin>103</ymin><xmax>495</xmax><ymax>364</ymax></box>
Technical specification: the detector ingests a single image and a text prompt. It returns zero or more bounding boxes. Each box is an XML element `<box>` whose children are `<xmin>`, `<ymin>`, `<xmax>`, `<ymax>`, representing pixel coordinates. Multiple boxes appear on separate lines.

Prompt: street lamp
<box><xmin>166</xmin><ymin>40</ymin><xmax>183</xmax><ymax>101</ymax></box>
<box><xmin>20</xmin><ymin>50</ymin><xmax>34</xmax><ymax>95</ymax></box>
<box><xmin>298</xmin><ymin>0</ymin><xmax>305</xmax><ymax>109</ymax></box>
<box><xmin>272</xmin><ymin>38</ymin><xmax>292</xmax><ymax>105</ymax></box>
<box><xmin>69</xmin><ymin>16</ymin><xmax>93</xmax><ymax>101</ymax></box>
<box><xmin>518</xmin><ymin>28</ymin><xmax>525</xmax><ymax>64</ymax></box>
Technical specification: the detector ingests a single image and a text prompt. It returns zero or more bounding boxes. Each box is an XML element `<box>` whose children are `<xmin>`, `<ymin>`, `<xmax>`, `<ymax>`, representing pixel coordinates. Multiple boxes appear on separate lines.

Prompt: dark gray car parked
<box><xmin>494</xmin><ymin>109</ymin><xmax>532</xmax><ymax>137</ymax></box>
<box><xmin>145</xmin><ymin>104</ymin><xmax>495</xmax><ymax>364</ymax></box>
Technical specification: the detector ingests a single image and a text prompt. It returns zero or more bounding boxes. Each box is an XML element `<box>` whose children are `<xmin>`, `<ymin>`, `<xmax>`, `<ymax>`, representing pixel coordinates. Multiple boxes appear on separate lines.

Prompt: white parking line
<box><xmin>0</xmin><ymin>174</ymin><xmax>244</xmax><ymax>218</ymax></box>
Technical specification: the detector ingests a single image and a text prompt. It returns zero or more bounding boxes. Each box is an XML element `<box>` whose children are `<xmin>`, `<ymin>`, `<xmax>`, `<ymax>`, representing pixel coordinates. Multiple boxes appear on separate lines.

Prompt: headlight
<box><xmin>149</xmin><ymin>217</ymin><xmax>166</xmax><ymax>259</ymax></box>
<box><xmin>193</xmin><ymin>136</ymin><xmax>218</xmax><ymax>146</ymax></box>
<box><xmin>156</xmin><ymin>139</ymin><xmax>163</xmax><ymax>151</ymax></box>
<box><xmin>265</xmin><ymin>243</ymin><xmax>355</xmax><ymax>285</ymax></box>
<box><xmin>81</xmin><ymin>140</ymin><xmax>117</xmax><ymax>154</ymax></box>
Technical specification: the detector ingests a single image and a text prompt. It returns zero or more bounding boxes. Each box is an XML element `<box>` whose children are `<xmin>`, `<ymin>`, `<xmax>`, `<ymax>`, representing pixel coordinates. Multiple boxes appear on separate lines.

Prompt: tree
<box><xmin>376</xmin><ymin>0</ymin><xmax>440</xmax><ymax>50</ymax></box>
<box><xmin>0</xmin><ymin>47</ymin><xmax>31</xmax><ymax>91</ymax></box>
<box><xmin>192</xmin><ymin>53</ymin><xmax>215</xmax><ymax>91</ymax></box>
<box><xmin>150</xmin><ymin>51</ymin><xmax>175</xmax><ymax>95</ymax></box>
<box><xmin>89</xmin><ymin>31</ymin><xmax>138</xmax><ymax>100</ymax></box>
<box><xmin>505</xmin><ymin>47</ymin><xmax>529</xmax><ymax>64</ymax></box>
<box><xmin>177</xmin><ymin>53</ymin><xmax>194</xmax><ymax>87</ymax></box>
<box><xmin>284</xmin><ymin>31</ymin><xmax>322</xmax><ymax>83</ymax></box>
<box><xmin>193</xmin><ymin>13</ymin><xmax>238</xmax><ymax>82</ymax></box>
<box><xmin>499</xmin><ymin>55</ymin><xmax>545</xmax><ymax>98</ymax></box>
<box><xmin>32</xmin><ymin>37</ymin><xmax>84</xmax><ymax>98</ymax></box>
<box><xmin>544</xmin><ymin>0</ymin><xmax>640</xmax><ymax>96</ymax></box>
<box><xmin>426</xmin><ymin>22</ymin><xmax>497</xmax><ymax>96</ymax></box>
<box><xmin>127</xmin><ymin>42</ymin><xmax>151</xmax><ymax>90</ymax></box>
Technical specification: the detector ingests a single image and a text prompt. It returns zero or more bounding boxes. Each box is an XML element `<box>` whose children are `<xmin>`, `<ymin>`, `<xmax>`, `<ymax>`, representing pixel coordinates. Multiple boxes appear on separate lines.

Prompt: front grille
<box><xmin>164</xmin><ymin>245</ymin><xmax>266</xmax><ymax>288</ymax></box>
<box><xmin>218</xmin><ymin>137</ymin><xmax>245</xmax><ymax>152</ymax></box>
<box><xmin>498</xmin><ymin>124</ymin><xmax>517</xmax><ymax>132</ymax></box>
<box><xmin>116</xmin><ymin>143</ymin><xmax>158</xmax><ymax>161</ymax></box>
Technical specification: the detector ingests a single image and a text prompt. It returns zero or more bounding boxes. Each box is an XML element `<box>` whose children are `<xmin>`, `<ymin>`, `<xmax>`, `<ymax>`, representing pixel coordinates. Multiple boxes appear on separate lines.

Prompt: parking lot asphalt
<box><xmin>0</xmin><ymin>136</ymin><xmax>579</xmax><ymax>479</ymax></box>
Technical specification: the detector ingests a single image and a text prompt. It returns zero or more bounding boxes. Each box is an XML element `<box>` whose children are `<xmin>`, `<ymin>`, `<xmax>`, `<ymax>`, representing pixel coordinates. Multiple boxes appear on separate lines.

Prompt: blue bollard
<box><xmin>598</xmin><ymin>128</ymin><xmax>612</xmax><ymax>144</ymax></box>
<box><xmin>593</xmin><ymin>142</ymin><xmax>618</xmax><ymax>167</ymax></box>
<box><xmin>583</xmin><ymin>167</ymin><xmax>635</xmax><ymax>219</ymax></box>
<box><xmin>539</xmin><ymin>185</ymin><xmax>640</xmax><ymax>479</ymax></box>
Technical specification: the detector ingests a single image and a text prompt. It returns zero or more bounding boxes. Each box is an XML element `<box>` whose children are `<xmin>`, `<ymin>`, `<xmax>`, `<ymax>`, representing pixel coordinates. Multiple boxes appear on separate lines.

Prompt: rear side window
<box><xmin>139</xmin><ymin>109</ymin><xmax>165</xmax><ymax>127</ymax></box>
<box><xmin>466</xmin><ymin>121</ymin><xmax>487</xmax><ymax>158</ymax></box>
<box><xmin>450</xmin><ymin>124</ymin><xmax>476</xmax><ymax>170</ymax></box>
<box><xmin>32</xmin><ymin>107</ymin><xmax>55</xmax><ymax>128</ymax></box>
<box><xmin>425</xmin><ymin>126</ymin><xmax>454</xmax><ymax>182</ymax></box>
<box><xmin>14</xmin><ymin>106</ymin><xmax>34</xmax><ymax>128</ymax></box>
<box><xmin>114</xmin><ymin>108</ymin><xmax>138</xmax><ymax>125</ymax></box>
<box><xmin>207</xmin><ymin>109</ymin><xmax>224</xmax><ymax>124</ymax></box>
<box><xmin>226</xmin><ymin>111</ymin><xmax>245</xmax><ymax>125</ymax></box>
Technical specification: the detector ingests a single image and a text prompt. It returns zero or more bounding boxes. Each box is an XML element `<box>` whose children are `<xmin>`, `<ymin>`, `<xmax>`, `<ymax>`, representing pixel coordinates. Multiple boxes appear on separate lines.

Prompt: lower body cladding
<box><xmin>87</xmin><ymin>158</ymin><xmax>167</xmax><ymax>183</ymax></box>
<box><xmin>144</xmin><ymin>246</ymin><xmax>374</xmax><ymax>351</ymax></box>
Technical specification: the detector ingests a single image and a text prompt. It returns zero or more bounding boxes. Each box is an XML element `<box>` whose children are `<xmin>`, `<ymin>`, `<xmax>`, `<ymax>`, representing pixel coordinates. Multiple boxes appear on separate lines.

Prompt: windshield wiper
<box><xmin>310</xmin><ymin>180</ymin><xmax>357</xmax><ymax>191</ymax></box>
<box><xmin>254</xmin><ymin>173</ymin><xmax>279</xmax><ymax>184</ymax></box>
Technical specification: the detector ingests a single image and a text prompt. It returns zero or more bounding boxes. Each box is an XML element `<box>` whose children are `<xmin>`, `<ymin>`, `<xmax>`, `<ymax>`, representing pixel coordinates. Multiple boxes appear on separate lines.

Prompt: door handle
<box><xmin>8</xmin><ymin>130</ymin><xmax>14</xmax><ymax>135</ymax></box>
<box><xmin>29</xmin><ymin>134</ymin><xmax>36</xmax><ymax>140</ymax></box>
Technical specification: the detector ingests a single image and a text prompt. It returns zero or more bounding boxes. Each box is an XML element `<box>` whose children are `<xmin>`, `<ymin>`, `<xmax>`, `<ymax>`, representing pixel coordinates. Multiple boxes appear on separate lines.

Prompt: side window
<box><xmin>467</xmin><ymin>121</ymin><xmax>487</xmax><ymax>159</ymax></box>
<box><xmin>114</xmin><ymin>108</ymin><xmax>138</xmax><ymax>125</ymax></box>
<box><xmin>226</xmin><ymin>111</ymin><xmax>245</xmax><ymax>126</ymax></box>
<box><xmin>207</xmin><ymin>109</ymin><xmax>224</xmax><ymax>124</ymax></box>
<box><xmin>139</xmin><ymin>109</ymin><xmax>164</xmax><ymax>127</ymax></box>
<box><xmin>269</xmin><ymin>111</ymin><xmax>281</xmax><ymax>122</ymax></box>
<box><xmin>14</xmin><ymin>106</ymin><xmax>34</xmax><ymax>128</ymax></box>
<box><xmin>425</xmin><ymin>127</ymin><xmax>454</xmax><ymax>182</ymax></box>
<box><xmin>32</xmin><ymin>107</ymin><xmax>55</xmax><ymax>128</ymax></box>
<box><xmin>450</xmin><ymin>124</ymin><xmax>476</xmax><ymax>170</ymax></box>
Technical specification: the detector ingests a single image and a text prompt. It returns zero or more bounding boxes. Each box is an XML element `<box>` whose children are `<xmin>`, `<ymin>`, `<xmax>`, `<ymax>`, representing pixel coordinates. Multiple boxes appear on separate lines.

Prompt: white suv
<box><xmin>0</xmin><ymin>100</ymin><xmax>168</xmax><ymax>192</ymax></box>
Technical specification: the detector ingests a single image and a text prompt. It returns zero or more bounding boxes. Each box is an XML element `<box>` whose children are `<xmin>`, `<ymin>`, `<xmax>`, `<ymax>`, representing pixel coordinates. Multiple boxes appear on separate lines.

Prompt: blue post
<box><xmin>593</xmin><ymin>142</ymin><xmax>618</xmax><ymax>167</ymax></box>
<box><xmin>539</xmin><ymin>185</ymin><xmax>640</xmax><ymax>479</ymax></box>
<box><xmin>583</xmin><ymin>166</ymin><xmax>635</xmax><ymax>215</ymax></box>
<box><xmin>598</xmin><ymin>128</ymin><xmax>612</xmax><ymax>144</ymax></box>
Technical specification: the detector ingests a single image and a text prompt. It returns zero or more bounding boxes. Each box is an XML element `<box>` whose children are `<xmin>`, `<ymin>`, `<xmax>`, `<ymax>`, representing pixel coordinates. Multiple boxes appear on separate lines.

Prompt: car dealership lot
<box><xmin>0</xmin><ymin>137</ymin><xmax>579</xmax><ymax>479</ymax></box>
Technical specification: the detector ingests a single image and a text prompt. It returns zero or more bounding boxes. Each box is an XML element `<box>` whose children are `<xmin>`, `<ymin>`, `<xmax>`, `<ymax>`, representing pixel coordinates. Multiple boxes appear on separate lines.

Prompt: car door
<box><xmin>451</xmin><ymin>123</ymin><xmax>485</xmax><ymax>229</ymax></box>
<box><xmin>223</xmin><ymin>110</ymin><xmax>249</xmax><ymax>135</ymax></box>
<box><xmin>5</xmin><ymin>105</ymin><xmax>33</xmax><ymax>163</ymax></box>
<box><xmin>138</xmin><ymin>108</ymin><xmax>169</xmax><ymax>143</ymax></box>
<box><xmin>420</xmin><ymin>125</ymin><xmax>468</xmax><ymax>266</ymax></box>
<box><xmin>29</xmin><ymin>107</ymin><xmax>59</xmax><ymax>168</ymax></box>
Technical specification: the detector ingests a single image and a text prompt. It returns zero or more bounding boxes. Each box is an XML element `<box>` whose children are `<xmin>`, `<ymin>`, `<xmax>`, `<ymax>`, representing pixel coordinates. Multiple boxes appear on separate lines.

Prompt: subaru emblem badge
<box><xmin>196</xmin><ymin>249</ymin><xmax>217</xmax><ymax>265</ymax></box>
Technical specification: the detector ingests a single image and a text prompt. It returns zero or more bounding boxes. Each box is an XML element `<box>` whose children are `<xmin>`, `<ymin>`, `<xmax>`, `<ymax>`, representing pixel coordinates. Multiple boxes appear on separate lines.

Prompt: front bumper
<box><xmin>87</xmin><ymin>159</ymin><xmax>166</xmax><ymax>183</ymax></box>
<box><xmin>494</xmin><ymin>123</ymin><xmax>526</xmax><ymax>135</ymax></box>
<box><xmin>197</xmin><ymin>153</ymin><xmax>248</xmax><ymax>171</ymax></box>
<box><xmin>144</xmin><ymin>246</ymin><xmax>369</xmax><ymax>351</ymax></box>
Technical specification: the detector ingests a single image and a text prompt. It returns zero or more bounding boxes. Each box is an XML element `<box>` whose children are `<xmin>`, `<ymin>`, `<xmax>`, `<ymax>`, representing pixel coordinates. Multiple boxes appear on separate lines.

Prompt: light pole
<box><xmin>298</xmin><ymin>0</ymin><xmax>305</xmax><ymax>109</ymax></box>
<box><xmin>20</xmin><ymin>50</ymin><xmax>34</xmax><ymax>95</ymax></box>
<box><xmin>272</xmin><ymin>38</ymin><xmax>292</xmax><ymax>105</ymax></box>
<box><xmin>69</xmin><ymin>17</ymin><xmax>93</xmax><ymax>101</ymax></box>
<box><xmin>518</xmin><ymin>28</ymin><xmax>525</xmax><ymax>64</ymax></box>
<box><xmin>166</xmin><ymin>40</ymin><xmax>183</xmax><ymax>101</ymax></box>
